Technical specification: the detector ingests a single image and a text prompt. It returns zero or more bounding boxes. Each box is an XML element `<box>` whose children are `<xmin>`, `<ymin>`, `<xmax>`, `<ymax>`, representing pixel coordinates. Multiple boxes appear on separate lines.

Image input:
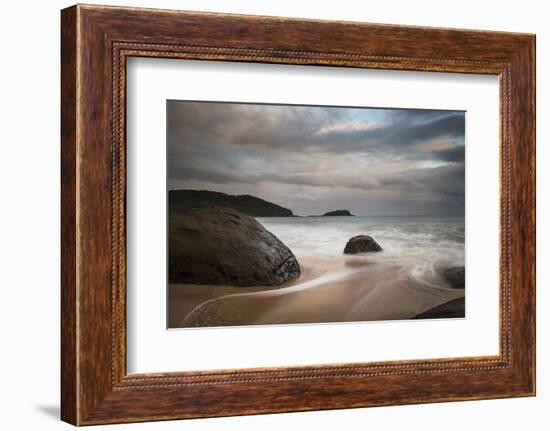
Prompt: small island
<box><xmin>322</xmin><ymin>210</ymin><xmax>354</xmax><ymax>217</ymax></box>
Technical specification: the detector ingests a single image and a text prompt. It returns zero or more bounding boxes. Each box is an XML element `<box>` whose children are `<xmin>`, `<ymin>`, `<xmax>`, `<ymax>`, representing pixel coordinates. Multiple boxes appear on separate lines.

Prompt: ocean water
<box><xmin>258</xmin><ymin>215</ymin><xmax>465</xmax><ymax>286</ymax></box>
<box><xmin>175</xmin><ymin>215</ymin><xmax>465</xmax><ymax>327</ymax></box>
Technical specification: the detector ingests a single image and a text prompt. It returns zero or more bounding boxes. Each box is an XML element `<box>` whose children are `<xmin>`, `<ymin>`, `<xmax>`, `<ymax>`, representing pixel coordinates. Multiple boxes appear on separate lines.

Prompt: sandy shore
<box><xmin>169</xmin><ymin>255</ymin><xmax>464</xmax><ymax>328</ymax></box>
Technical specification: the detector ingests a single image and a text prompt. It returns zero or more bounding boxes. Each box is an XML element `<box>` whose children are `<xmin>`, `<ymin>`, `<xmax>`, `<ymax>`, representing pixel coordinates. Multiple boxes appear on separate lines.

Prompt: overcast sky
<box><xmin>167</xmin><ymin>100</ymin><xmax>465</xmax><ymax>216</ymax></box>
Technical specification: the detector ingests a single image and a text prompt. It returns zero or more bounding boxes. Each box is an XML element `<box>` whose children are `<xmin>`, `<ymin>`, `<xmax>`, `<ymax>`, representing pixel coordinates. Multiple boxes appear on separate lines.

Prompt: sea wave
<box><xmin>178</xmin><ymin>216</ymin><xmax>465</xmax><ymax>327</ymax></box>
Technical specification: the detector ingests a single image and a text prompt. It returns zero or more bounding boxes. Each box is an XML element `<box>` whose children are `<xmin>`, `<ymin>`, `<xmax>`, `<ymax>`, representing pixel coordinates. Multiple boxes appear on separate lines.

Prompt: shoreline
<box><xmin>169</xmin><ymin>254</ymin><xmax>464</xmax><ymax>328</ymax></box>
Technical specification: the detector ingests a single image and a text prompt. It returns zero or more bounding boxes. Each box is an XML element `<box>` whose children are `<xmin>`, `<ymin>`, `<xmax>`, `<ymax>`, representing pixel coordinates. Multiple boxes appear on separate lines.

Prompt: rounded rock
<box><xmin>169</xmin><ymin>206</ymin><xmax>301</xmax><ymax>286</ymax></box>
<box><xmin>442</xmin><ymin>266</ymin><xmax>465</xmax><ymax>289</ymax></box>
<box><xmin>343</xmin><ymin>235</ymin><xmax>383</xmax><ymax>254</ymax></box>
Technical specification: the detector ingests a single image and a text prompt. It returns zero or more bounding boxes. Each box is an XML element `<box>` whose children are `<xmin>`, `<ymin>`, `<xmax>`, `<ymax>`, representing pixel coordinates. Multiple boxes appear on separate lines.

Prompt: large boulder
<box><xmin>343</xmin><ymin>235</ymin><xmax>383</xmax><ymax>254</ymax></box>
<box><xmin>442</xmin><ymin>266</ymin><xmax>465</xmax><ymax>289</ymax></box>
<box><xmin>169</xmin><ymin>206</ymin><xmax>300</xmax><ymax>286</ymax></box>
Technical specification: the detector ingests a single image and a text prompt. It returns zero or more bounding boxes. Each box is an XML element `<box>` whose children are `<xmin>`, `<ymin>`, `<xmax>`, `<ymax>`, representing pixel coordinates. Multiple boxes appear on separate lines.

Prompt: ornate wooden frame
<box><xmin>61</xmin><ymin>4</ymin><xmax>535</xmax><ymax>425</ymax></box>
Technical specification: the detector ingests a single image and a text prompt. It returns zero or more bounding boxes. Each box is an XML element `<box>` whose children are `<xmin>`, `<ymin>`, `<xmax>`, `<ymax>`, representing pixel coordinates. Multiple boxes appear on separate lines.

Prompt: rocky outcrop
<box><xmin>169</xmin><ymin>206</ymin><xmax>300</xmax><ymax>286</ymax></box>
<box><xmin>323</xmin><ymin>210</ymin><xmax>354</xmax><ymax>216</ymax></box>
<box><xmin>343</xmin><ymin>235</ymin><xmax>383</xmax><ymax>254</ymax></box>
<box><xmin>169</xmin><ymin>189</ymin><xmax>294</xmax><ymax>217</ymax></box>
<box><xmin>414</xmin><ymin>297</ymin><xmax>465</xmax><ymax>319</ymax></box>
<box><xmin>442</xmin><ymin>266</ymin><xmax>465</xmax><ymax>289</ymax></box>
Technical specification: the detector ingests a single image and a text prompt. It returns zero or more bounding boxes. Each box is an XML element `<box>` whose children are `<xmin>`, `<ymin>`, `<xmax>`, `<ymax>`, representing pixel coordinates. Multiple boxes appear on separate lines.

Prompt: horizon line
<box><xmin>168</xmin><ymin>188</ymin><xmax>464</xmax><ymax>218</ymax></box>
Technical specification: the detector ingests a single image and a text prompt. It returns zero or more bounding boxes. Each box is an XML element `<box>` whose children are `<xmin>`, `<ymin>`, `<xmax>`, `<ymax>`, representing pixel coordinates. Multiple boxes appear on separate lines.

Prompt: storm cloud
<box><xmin>167</xmin><ymin>100</ymin><xmax>465</xmax><ymax>216</ymax></box>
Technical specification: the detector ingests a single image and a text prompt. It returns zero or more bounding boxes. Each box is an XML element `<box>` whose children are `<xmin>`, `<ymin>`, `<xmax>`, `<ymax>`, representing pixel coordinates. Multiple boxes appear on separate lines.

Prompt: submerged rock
<box><xmin>414</xmin><ymin>297</ymin><xmax>465</xmax><ymax>319</ymax></box>
<box><xmin>169</xmin><ymin>206</ymin><xmax>300</xmax><ymax>286</ymax></box>
<box><xmin>442</xmin><ymin>266</ymin><xmax>465</xmax><ymax>289</ymax></box>
<box><xmin>343</xmin><ymin>235</ymin><xmax>383</xmax><ymax>254</ymax></box>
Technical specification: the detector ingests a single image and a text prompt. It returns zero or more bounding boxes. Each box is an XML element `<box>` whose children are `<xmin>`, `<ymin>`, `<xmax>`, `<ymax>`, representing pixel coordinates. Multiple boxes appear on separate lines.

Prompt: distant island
<box><xmin>306</xmin><ymin>209</ymin><xmax>355</xmax><ymax>217</ymax></box>
<box><xmin>169</xmin><ymin>189</ymin><xmax>294</xmax><ymax>217</ymax></box>
<box><xmin>322</xmin><ymin>210</ymin><xmax>354</xmax><ymax>216</ymax></box>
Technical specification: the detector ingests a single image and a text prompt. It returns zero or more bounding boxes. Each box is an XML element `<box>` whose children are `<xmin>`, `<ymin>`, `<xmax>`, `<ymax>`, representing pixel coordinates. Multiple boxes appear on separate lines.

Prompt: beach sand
<box><xmin>169</xmin><ymin>255</ymin><xmax>464</xmax><ymax>328</ymax></box>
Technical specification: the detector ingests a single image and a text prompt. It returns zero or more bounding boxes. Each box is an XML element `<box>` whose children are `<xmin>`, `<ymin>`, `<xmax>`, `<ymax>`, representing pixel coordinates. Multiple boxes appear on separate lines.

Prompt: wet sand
<box><xmin>169</xmin><ymin>255</ymin><xmax>464</xmax><ymax>328</ymax></box>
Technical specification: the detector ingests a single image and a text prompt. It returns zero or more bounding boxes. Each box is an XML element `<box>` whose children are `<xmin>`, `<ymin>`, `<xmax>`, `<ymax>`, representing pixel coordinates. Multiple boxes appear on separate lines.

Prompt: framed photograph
<box><xmin>61</xmin><ymin>4</ymin><xmax>535</xmax><ymax>425</ymax></box>
<box><xmin>165</xmin><ymin>100</ymin><xmax>467</xmax><ymax>329</ymax></box>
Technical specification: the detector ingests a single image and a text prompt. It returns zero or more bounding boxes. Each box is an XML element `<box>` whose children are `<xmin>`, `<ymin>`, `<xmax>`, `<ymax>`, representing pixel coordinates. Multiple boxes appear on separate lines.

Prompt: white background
<box><xmin>127</xmin><ymin>59</ymin><xmax>500</xmax><ymax>373</ymax></box>
<box><xmin>0</xmin><ymin>0</ymin><xmax>547</xmax><ymax>430</ymax></box>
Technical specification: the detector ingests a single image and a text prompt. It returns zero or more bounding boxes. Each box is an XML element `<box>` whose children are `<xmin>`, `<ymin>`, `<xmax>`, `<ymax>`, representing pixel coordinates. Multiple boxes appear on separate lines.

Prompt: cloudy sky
<box><xmin>167</xmin><ymin>100</ymin><xmax>465</xmax><ymax>216</ymax></box>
